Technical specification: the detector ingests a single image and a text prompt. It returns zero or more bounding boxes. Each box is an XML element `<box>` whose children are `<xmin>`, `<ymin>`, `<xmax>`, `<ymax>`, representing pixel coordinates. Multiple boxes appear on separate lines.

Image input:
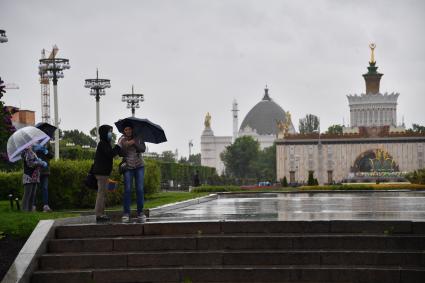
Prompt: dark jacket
<box><xmin>35</xmin><ymin>143</ymin><xmax>53</xmax><ymax>176</ymax></box>
<box><xmin>92</xmin><ymin>125</ymin><xmax>120</xmax><ymax>176</ymax></box>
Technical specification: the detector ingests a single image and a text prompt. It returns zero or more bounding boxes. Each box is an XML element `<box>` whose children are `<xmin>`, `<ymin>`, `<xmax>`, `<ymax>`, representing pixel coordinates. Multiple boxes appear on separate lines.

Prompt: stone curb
<box><xmin>145</xmin><ymin>193</ymin><xmax>218</xmax><ymax>217</ymax></box>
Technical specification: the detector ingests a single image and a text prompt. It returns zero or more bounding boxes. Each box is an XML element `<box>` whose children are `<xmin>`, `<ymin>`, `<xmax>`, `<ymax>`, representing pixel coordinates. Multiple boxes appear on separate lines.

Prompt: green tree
<box><xmin>307</xmin><ymin>171</ymin><xmax>315</xmax><ymax>186</ymax></box>
<box><xmin>189</xmin><ymin>153</ymin><xmax>201</xmax><ymax>165</ymax></box>
<box><xmin>281</xmin><ymin>176</ymin><xmax>288</xmax><ymax>187</ymax></box>
<box><xmin>255</xmin><ymin>143</ymin><xmax>276</xmax><ymax>181</ymax></box>
<box><xmin>161</xmin><ymin>150</ymin><xmax>176</xmax><ymax>162</ymax></box>
<box><xmin>407</xmin><ymin>124</ymin><xmax>425</xmax><ymax>134</ymax></box>
<box><xmin>220</xmin><ymin>136</ymin><xmax>260</xmax><ymax>178</ymax></box>
<box><xmin>0</xmin><ymin>77</ymin><xmax>18</xmax><ymax>170</ymax></box>
<box><xmin>179</xmin><ymin>153</ymin><xmax>201</xmax><ymax>165</ymax></box>
<box><xmin>299</xmin><ymin>114</ymin><xmax>320</xmax><ymax>134</ymax></box>
<box><xmin>62</xmin><ymin>129</ymin><xmax>96</xmax><ymax>147</ymax></box>
<box><xmin>326</xmin><ymin>124</ymin><xmax>343</xmax><ymax>135</ymax></box>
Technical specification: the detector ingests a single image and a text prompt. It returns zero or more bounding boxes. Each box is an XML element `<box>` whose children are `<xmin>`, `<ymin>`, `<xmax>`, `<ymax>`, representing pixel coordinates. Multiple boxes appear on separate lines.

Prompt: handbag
<box><xmin>84</xmin><ymin>165</ymin><xmax>98</xmax><ymax>190</ymax></box>
<box><xmin>119</xmin><ymin>159</ymin><xmax>128</xmax><ymax>174</ymax></box>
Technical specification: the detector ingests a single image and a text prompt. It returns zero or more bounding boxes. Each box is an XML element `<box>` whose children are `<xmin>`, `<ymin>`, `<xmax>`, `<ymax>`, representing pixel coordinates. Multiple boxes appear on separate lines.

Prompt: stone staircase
<box><xmin>31</xmin><ymin>221</ymin><xmax>425</xmax><ymax>283</ymax></box>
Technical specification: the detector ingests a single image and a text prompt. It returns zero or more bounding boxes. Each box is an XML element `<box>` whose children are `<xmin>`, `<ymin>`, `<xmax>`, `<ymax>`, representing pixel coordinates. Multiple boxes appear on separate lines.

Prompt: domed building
<box><xmin>201</xmin><ymin>87</ymin><xmax>294</xmax><ymax>174</ymax></box>
<box><xmin>239</xmin><ymin>87</ymin><xmax>295</xmax><ymax>146</ymax></box>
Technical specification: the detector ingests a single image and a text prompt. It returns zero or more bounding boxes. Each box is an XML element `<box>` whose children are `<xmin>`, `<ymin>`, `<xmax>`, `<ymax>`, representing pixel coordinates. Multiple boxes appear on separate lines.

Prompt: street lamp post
<box><xmin>0</xmin><ymin>30</ymin><xmax>8</xmax><ymax>43</ymax></box>
<box><xmin>188</xmin><ymin>140</ymin><xmax>193</xmax><ymax>163</ymax></box>
<box><xmin>39</xmin><ymin>56</ymin><xmax>70</xmax><ymax>160</ymax></box>
<box><xmin>121</xmin><ymin>85</ymin><xmax>144</xmax><ymax>117</ymax></box>
<box><xmin>84</xmin><ymin>69</ymin><xmax>111</xmax><ymax>142</ymax></box>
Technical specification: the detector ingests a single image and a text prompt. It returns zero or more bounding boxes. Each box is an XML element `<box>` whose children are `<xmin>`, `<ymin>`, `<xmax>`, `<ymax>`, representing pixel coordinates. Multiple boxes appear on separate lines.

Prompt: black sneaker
<box><xmin>96</xmin><ymin>215</ymin><xmax>110</xmax><ymax>223</ymax></box>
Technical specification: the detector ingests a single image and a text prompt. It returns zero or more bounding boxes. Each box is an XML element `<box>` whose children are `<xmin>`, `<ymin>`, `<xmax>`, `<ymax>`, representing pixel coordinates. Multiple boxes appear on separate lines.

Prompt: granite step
<box><xmin>38</xmin><ymin>250</ymin><xmax>425</xmax><ymax>270</ymax></box>
<box><xmin>54</xmin><ymin>220</ymin><xmax>425</xmax><ymax>239</ymax></box>
<box><xmin>48</xmin><ymin>234</ymin><xmax>425</xmax><ymax>253</ymax></box>
<box><xmin>31</xmin><ymin>265</ymin><xmax>425</xmax><ymax>283</ymax></box>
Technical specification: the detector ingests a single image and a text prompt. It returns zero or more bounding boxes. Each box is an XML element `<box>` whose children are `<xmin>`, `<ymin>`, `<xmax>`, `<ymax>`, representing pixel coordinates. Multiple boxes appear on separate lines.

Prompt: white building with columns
<box><xmin>344</xmin><ymin>44</ymin><xmax>405</xmax><ymax>133</ymax></box>
<box><xmin>276</xmin><ymin>45</ymin><xmax>424</xmax><ymax>184</ymax></box>
<box><xmin>201</xmin><ymin>87</ymin><xmax>295</xmax><ymax>174</ymax></box>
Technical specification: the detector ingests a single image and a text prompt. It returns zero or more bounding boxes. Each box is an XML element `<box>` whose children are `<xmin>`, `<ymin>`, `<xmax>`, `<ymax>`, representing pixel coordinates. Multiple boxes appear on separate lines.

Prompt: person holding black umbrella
<box><xmin>92</xmin><ymin>125</ymin><xmax>121</xmax><ymax>222</ymax></box>
<box><xmin>117</xmin><ymin>122</ymin><xmax>146</xmax><ymax>223</ymax></box>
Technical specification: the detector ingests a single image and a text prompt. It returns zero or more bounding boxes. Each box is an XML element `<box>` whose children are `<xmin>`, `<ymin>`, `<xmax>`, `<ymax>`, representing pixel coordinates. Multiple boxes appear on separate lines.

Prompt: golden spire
<box><xmin>369</xmin><ymin>43</ymin><xmax>376</xmax><ymax>63</ymax></box>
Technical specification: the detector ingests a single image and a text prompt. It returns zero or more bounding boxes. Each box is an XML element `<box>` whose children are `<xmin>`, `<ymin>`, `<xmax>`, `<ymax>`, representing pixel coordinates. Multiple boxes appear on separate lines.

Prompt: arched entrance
<box><xmin>352</xmin><ymin>149</ymin><xmax>399</xmax><ymax>173</ymax></box>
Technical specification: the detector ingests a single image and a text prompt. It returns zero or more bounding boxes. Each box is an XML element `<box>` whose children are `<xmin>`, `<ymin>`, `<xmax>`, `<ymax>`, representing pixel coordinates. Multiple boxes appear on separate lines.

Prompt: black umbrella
<box><xmin>35</xmin><ymin>122</ymin><xmax>57</xmax><ymax>139</ymax></box>
<box><xmin>115</xmin><ymin>117</ymin><xmax>167</xmax><ymax>144</ymax></box>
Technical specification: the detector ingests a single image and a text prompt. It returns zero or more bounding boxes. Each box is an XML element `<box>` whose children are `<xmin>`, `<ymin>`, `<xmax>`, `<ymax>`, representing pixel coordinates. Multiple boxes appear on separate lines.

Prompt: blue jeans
<box><xmin>33</xmin><ymin>175</ymin><xmax>49</xmax><ymax>206</ymax></box>
<box><xmin>123</xmin><ymin>166</ymin><xmax>145</xmax><ymax>215</ymax></box>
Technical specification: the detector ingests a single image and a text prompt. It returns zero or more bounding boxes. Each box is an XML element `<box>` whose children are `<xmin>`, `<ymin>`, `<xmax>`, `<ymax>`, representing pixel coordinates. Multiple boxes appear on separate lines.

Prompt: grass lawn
<box><xmin>0</xmin><ymin>191</ymin><xmax>210</xmax><ymax>239</ymax></box>
<box><xmin>0</xmin><ymin>201</ymin><xmax>77</xmax><ymax>239</ymax></box>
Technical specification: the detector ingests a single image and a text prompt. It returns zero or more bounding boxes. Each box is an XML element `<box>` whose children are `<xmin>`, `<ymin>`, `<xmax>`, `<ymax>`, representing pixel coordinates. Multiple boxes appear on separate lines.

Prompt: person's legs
<box><xmin>28</xmin><ymin>184</ymin><xmax>37</xmax><ymax>212</ymax></box>
<box><xmin>123</xmin><ymin>169</ymin><xmax>134</xmax><ymax>216</ymax></box>
<box><xmin>40</xmin><ymin>175</ymin><xmax>49</xmax><ymax>206</ymax></box>
<box><xmin>22</xmin><ymin>184</ymin><xmax>32</xmax><ymax>211</ymax></box>
<box><xmin>134</xmin><ymin>166</ymin><xmax>145</xmax><ymax>215</ymax></box>
<box><xmin>94</xmin><ymin>175</ymin><xmax>108</xmax><ymax>217</ymax></box>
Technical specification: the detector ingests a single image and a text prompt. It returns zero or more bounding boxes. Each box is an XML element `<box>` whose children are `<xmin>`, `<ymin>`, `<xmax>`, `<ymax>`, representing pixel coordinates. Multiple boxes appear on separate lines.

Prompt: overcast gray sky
<box><xmin>1</xmin><ymin>0</ymin><xmax>424</xmax><ymax>157</ymax></box>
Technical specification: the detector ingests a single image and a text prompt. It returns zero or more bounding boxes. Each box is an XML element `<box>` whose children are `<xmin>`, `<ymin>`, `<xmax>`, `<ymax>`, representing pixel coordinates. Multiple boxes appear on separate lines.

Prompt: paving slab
<box><xmin>147</xmin><ymin>191</ymin><xmax>425</xmax><ymax>222</ymax></box>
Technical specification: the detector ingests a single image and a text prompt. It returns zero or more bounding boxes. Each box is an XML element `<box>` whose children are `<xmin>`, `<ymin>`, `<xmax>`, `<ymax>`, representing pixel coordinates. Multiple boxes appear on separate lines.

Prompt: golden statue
<box><xmin>285</xmin><ymin>111</ymin><xmax>292</xmax><ymax>128</ymax></box>
<box><xmin>204</xmin><ymin>112</ymin><xmax>211</xmax><ymax>128</ymax></box>
<box><xmin>277</xmin><ymin>111</ymin><xmax>292</xmax><ymax>138</ymax></box>
<box><xmin>277</xmin><ymin>120</ymin><xmax>287</xmax><ymax>138</ymax></box>
<box><xmin>369</xmin><ymin>43</ymin><xmax>376</xmax><ymax>63</ymax></box>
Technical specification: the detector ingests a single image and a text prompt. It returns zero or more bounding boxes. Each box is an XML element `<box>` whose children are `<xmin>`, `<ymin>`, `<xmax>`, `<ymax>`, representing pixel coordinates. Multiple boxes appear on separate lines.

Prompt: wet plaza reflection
<box><xmin>149</xmin><ymin>191</ymin><xmax>425</xmax><ymax>222</ymax></box>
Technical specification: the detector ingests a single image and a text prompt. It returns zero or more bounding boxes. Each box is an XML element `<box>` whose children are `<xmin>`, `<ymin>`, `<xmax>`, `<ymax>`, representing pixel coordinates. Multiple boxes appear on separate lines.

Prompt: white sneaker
<box><xmin>121</xmin><ymin>215</ymin><xmax>130</xmax><ymax>223</ymax></box>
<box><xmin>137</xmin><ymin>214</ymin><xmax>146</xmax><ymax>223</ymax></box>
<box><xmin>43</xmin><ymin>205</ymin><xmax>52</xmax><ymax>212</ymax></box>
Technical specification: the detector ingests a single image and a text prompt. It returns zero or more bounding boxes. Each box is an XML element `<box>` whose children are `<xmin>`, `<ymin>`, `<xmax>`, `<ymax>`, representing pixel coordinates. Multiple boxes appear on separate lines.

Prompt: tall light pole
<box><xmin>0</xmin><ymin>30</ymin><xmax>8</xmax><ymax>43</ymax></box>
<box><xmin>85</xmin><ymin>69</ymin><xmax>111</xmax><ymax>142</ymax></box>
<box><xmin>39</xmin><ymin>56</ymin><xmax>70</xmax><ymax>160</ymax></box>
<box><xmin>188</xmin><ymin>140</ymin><xmax>193</xmax><ymax>162</ymax></box>
<box><xmin>121</xmin><ymin>85</ymin><xmax>144</xmax><ymax>117</ymax></box>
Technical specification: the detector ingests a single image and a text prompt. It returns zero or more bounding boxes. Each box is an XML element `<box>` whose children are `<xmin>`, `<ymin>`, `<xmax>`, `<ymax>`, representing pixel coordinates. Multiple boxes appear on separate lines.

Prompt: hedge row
<box><xmin>191</xmin><ymin>183</ymin><xmax>425</xmax><ymax>193</ymax></box>
<box><xmin>191</xmin><ymin>185</ymin><xmax>242</xmax><ymax>193</ymax></box>
<box><xmin>0</xmin><ymin>159</ymin><xmax>160</xmax><ymax>209</ymax></box>
<box><xmin>60</xmin><ymin>146</ymin><xmax>95</xmax><ymax>160</ymax></box>
<box><xmin>158</xmin><ymin>162</ymin><xmax>217</xmax><ymax>187</ymax></box>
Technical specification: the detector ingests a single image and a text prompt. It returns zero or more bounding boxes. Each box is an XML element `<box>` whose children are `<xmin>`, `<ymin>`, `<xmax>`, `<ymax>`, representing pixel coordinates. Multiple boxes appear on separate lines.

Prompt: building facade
<box><xmin>6</xmin><ymin>106</ymin><xmax>35</xmax><ymax>129</ymax></box>
<box><xmin>276</xmin><ymin>45</ymin><xmax>425</xmax><ymax>184</ymax></box>
<box><xmin>276</xmin><ymin>131</ymin><xmax>425</xmax><ymax>184</ymax></box>
<box><xmin>201</xmin><ymin>87</ymin><xmax>294</xmax><ymax>174</ymax></box>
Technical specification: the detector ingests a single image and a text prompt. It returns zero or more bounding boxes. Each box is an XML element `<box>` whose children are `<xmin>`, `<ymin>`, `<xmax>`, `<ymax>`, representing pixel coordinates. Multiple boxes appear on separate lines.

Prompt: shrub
<box><xmin>307</xmin><ymin>171</ymin><xmax>316</xmax><ymax>186</ymax></box>
<box><xmin>406</xmin><ymin>169</ymin><xmax>425</xmax><ymax>184</ymax></box>
<box><xmin>191</xmin><ymin>185</ymin><xmax>242</xmax><ymax>193</ymax></box>
<box><xmin>0</xmin><ymin>171</ymin><xmax>22</xmax><ymax>199</ymax></box>
<box><xmin>143</xmin><ymin>159</ymin><xmax>161</xmax><ymax>194</ymax></box>
<box><xmin>281</xmin><ymin>176</ymin><xmax>288</xmax><ymax>187</ymax></box>
<box><xmin>0</xmin><ymin>159</ymin><xmax>161</xmax><ymax>209</ymax></box>
<box><xmin>156</xmin><ymin>161</ymin><xmax>217</xmax><ymax>188</ymax></box>
<box><xmin>60</xmin><ymin>146</ymin><xmax>95</xmax><ymax>160</ymax></box>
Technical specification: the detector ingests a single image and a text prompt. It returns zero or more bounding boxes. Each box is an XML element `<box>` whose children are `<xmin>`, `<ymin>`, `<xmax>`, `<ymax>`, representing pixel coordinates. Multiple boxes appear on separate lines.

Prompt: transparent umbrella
<box><xmin>7</xmin><ymin>126</ymin><xmax>50</xmax><ymax>162</ymax></box>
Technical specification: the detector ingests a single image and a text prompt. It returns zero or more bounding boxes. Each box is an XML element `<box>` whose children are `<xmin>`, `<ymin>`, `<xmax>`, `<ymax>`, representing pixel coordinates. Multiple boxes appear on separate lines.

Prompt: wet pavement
<box><xmin>148</xmin><ymin>191</ymin><xmax>425</xmax><ymax>222</ymax></box>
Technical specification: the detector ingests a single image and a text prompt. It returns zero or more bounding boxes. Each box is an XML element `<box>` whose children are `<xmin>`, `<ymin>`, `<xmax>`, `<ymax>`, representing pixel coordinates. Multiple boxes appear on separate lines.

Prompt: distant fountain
<box><xmin>344</xmin><ymin>149</ymin><xmax>408</xmax><ymax>183</ymax></box>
